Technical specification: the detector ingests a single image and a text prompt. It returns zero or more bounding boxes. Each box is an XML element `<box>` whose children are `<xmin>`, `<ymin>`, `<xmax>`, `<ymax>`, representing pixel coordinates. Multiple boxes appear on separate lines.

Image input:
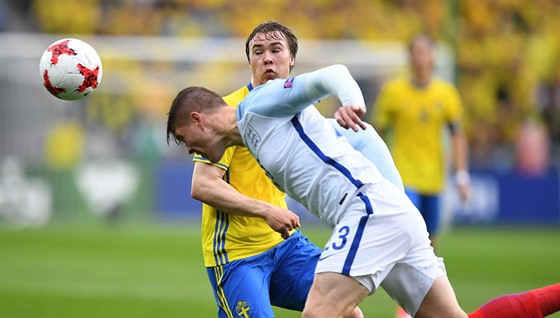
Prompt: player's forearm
<box><xmin>452</xmin><ymin>131</ymin><xmax>469</xmax><ymax>180</ymax></box>
<box><xmin>192</xmin><ymin>170</ymin><xmax>299</xmax><ymax>238</ymax></box>
<box><xmin>191</xmin><ymin>169</ymin><xmax>274</xmax><ymax>219</ymax></box>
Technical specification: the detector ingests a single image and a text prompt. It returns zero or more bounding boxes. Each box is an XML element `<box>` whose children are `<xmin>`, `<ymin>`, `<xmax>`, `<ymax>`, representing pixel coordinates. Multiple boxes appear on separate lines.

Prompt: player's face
<box><xmin>173</xmin><ymin>121</ymin><xmax>225</xmax><ymax>164</ymax></box>
<box><xmin>410</xmin><ymin>40</ymin><xmax>434</xmax><ymax>80</ymax></box>
<box><xmin>248</xmin><ymin>31</ymin><xmax>295</xmax><ymax>86</ymax></box>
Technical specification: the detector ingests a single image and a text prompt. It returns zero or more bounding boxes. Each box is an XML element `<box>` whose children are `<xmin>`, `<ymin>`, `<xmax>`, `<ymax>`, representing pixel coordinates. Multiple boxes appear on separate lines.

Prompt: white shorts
<box><xmin>315</xmin><ymin>179</ymin><xmax>446</xmax><ymax>316</ymax></box>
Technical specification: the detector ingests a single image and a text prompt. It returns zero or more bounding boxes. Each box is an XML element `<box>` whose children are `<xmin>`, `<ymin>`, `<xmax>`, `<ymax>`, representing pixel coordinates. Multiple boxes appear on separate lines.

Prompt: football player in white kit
<box><xmin>167</xmin><ymin>64</ymin><xmax>560</xmax><ymax>318</ymax></box>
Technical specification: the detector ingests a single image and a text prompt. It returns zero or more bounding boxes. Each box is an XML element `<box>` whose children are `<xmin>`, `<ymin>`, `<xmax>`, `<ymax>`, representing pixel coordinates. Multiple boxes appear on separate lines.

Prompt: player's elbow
<box><xmin>330</xmin><ymin>64</ymin><xmax>350</xmax><ymax>76</ymax></box>
<box><xmin>191</xmin><ymin>178</ymin><xmax>210</xmax><ymax>202</ymax></box>
<box><xmin>190</xmin><ymin>185</ymin><xmax>204</xmax><ymax>201</ymax></box>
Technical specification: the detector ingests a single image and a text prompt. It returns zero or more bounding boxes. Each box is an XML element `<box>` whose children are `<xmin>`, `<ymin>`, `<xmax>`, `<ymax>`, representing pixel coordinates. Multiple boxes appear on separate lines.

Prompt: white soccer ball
<box><xmin>39</xmin><ymin>38</ymin><xmax>103</xmax><ymax>101</ymax></box>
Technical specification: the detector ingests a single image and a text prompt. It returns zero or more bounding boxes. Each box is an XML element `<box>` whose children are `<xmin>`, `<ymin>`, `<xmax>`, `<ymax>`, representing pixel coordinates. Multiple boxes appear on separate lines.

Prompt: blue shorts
<box><xmin>206</xmin><ymin>231</ymin><xmax>322</xmax><ymax>317</ymax></box>
<box><xmin>405</xmin><ymin>188</ymin><xmax>441</xmax><ymax>235</ymax></box>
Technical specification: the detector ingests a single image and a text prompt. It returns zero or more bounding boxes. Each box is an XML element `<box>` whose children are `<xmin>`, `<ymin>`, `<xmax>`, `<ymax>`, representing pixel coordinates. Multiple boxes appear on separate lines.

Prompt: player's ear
<box><xmin>190</xmin><ymin>112</ymin><xmax>203</xmax><ymax>128</ymax></box>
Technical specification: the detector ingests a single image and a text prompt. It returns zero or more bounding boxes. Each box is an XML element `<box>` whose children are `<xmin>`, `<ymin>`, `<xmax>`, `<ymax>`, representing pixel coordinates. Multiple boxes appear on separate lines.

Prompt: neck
<box><xmin>411</xmin><ymin>75</ymin><xmax>431</xmax><ymax>88</ymax></box>
<box><xmin>250</xmin><ymin>76</ymin><xmax>263</xmax><ymax>89</ymax></box>
<box><xmin>223</xmin><ymin>107</ymin><xmax>244</xmax><ymax>146</ymax></box>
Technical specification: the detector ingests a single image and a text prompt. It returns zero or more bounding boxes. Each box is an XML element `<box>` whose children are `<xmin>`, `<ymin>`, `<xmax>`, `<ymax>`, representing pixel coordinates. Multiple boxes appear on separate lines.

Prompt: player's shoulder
<box><xmin>222</xmin><ymin>85</ymin><xmax>251</xmax><ymax>108</ymax></box>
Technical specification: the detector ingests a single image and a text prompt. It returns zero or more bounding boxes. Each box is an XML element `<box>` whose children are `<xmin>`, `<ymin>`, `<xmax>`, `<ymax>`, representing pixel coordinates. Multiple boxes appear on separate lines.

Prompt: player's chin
<box><xmin>263</xmin><ymin>72</ymin><xmax>278</xmax><ymax>81</ymax></box>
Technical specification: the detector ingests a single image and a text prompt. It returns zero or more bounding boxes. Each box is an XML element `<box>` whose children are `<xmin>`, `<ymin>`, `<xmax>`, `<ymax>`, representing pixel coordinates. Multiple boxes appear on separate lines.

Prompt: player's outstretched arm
<box><xmin>191</xmin><ymin>162</ymin><xmax>299</xmax><ymax>239</ymax></box>
<box><xmin>245</xmin><ymin>65</ymin><xmax>366</xmax><ymax>121</ymax></box>
<box><xmin>306</xmin><ymin>65</ymin><xmax>367</xmax><ymax>131</ymax></box>
<box><xmin>303</xmin><ymin>65</ymin><xmax>365</xmax><ymax>107</ymax></box>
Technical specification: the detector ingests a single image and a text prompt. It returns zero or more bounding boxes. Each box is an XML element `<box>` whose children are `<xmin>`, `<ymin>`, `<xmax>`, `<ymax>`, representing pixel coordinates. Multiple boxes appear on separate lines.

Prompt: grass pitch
<box><xmin>1</xmin><ymin>221</ymin><xmax>559</xmax><ymax>317</ymax></box>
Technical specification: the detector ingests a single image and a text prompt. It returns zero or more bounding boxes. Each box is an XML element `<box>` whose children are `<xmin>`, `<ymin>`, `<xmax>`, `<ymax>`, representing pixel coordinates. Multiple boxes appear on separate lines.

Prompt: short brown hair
<box><xmin>166</xmin><ymin>86</ymin><xmax>223</xmax><ymax>145</ymax></box>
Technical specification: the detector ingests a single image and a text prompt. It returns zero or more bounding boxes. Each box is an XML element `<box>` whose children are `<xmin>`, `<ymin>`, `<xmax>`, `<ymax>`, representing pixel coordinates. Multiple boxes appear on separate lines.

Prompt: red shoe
<box><xmin>397</xmin><ymin>306</ymin><xmax>412</xmax><ymax>318</ymax></box>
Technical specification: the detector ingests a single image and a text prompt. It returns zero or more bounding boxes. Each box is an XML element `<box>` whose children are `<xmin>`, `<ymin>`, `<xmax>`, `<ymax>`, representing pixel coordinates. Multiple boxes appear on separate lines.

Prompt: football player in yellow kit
<box><xmin>372</xmin><ymin>33</ymin><xmax>471</xmax><ymax>318</ymax></box>
<box><xmin>190</xmin><ymin>21</ymin><xmax>324</xmax><ymax>318</ymax></box>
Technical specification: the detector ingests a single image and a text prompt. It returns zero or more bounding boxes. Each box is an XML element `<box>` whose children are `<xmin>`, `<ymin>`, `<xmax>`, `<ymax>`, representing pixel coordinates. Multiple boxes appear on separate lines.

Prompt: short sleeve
<box><xmin>444</xmin><ymin>83</ymin><xmax>463</xmax><ymax>124</ymax></box>
<box><xmin>193</xmin><ymin>146</ymin><xmax>237</xmax><ymax>171</ymax></box>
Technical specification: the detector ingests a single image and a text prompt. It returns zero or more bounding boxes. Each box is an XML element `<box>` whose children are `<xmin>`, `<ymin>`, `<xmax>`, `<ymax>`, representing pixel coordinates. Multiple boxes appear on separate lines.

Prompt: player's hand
<box><xmin>457</xmin><ymin>182</ymin><xmax>471</xmax><ymax>203</ymax></box>
<box><xmin>334</xmin><ymin>104</ymin><xmax>367</xmax><ymax>132</ymax></box>
<box><xmin>264</xmin><ymin>206</ymin><xmax>301</xmax><ymax>240</ymax></box>
<box><xmin>456</xmin><ymin>170</ymin><xmax>471</xmax><ymax>203</ymax></box>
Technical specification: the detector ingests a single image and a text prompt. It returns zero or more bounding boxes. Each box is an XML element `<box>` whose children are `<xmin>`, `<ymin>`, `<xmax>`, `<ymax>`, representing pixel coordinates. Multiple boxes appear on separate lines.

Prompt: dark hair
<box><xmin>166</xmin><ymin>86</ymin><xmax>223</xmax><ymax>145</ymax></box>
<box><xmin>245</xmin><ymin>21</ymin><xmax>298</xmax><ymax>71</ymax></box>
<box><xmin>408</xmin><ymin>34</ymin><xmax>435</xmax><ymax>52</ymax></box>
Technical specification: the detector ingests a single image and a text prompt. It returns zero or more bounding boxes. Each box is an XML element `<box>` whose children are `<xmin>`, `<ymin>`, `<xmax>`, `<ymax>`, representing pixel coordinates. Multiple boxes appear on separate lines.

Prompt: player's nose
<box><xmin>263</xmin><ymin>51</ymin><xmax>273</xmax><ymax>63</ymax></box>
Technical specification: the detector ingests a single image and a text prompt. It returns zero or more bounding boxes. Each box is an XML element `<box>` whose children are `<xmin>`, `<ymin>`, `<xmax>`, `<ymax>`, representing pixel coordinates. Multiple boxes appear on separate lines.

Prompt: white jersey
<box><xmin>237</xmin><ymin>66</ymin><xmax>446</xmax><ymax>315</ymax></box>
<box><xmin>237</xmin><ymin>65</ymin><xmax>384</xmax><ymax>227</ymax></box>
<box><xmin>327</xmin><ymin>119</ymin><xmax>404</xmax><ymax>192</ymax></box>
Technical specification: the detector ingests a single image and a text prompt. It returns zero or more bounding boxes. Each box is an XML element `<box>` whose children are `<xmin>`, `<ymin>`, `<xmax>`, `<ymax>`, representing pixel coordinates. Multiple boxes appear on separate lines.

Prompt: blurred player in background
<box><xmin>372</xmin><ymin>34</ymin><xmax>470</xmax><ymax>248</ymax></box>
<box><xmin>372</xmin><ymin>32</ymin><xmax>471</xmax><ymax>318</ymax></box>
<box><xmin>167</xmin><ymin>64</ymin><xmax>560</xmax><ymax>318</ymax></box>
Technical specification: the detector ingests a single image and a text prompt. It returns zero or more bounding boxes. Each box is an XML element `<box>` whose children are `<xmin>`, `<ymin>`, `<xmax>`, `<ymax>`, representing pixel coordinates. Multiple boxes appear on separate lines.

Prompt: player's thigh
<box><xmin>415</xmin><ymin>275</ymin><xmax>467</xmax><ymax>318</ymax></box>
<box><xmin>380</xmin><ymin>259</ymin><xmax>446</xmax><ymax>316</ymax></box>
<box><xmin>315</xmin><ymin>190</ymin><xmax>420</xmax><ymax>294</ymax></box>
<box><xmin>207</xmin><ymin>260</ymin><xmax>275</xmax><ymax>318</ymax></box>
<box><xmin>270</xmin><ymin>231</ymin><xmax>322</xmax><ymax>310</ymax></box>
<box><xmin>303</xmin><ymin>272</ymin><xmax>369</xmax><ymax>318</ymax></box>
<box><xmin>378</xmin><ymin>207</ymin><xmax>447</xmax><ymax>316</ymax></box>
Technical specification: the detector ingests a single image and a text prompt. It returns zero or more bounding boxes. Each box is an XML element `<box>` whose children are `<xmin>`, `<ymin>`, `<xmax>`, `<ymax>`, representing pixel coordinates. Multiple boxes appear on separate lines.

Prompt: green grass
<box><xmin>1</xmin><ymin>222</ymin><xmax>559</xmax><ymax>317</ymax></box>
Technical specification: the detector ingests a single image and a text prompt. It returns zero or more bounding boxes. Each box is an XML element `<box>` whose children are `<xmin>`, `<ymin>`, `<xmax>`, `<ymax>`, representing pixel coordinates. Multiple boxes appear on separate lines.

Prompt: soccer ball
<box><xmin>39</xmin><ymin>38</ymin><xmax>102</xmax><ymax>101</ymax></box>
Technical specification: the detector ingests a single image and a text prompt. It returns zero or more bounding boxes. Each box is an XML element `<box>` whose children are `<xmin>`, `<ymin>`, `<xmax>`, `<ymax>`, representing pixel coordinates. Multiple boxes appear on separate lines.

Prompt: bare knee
<box><xmin>415</xmin><ymin>276</ymin><xmax>467</xmax><ymax>318</ymax></box>
<box><xmin>302</xmin><ymin>305</ymin><xmax>324</xmax><ymax>318</ymax></box>
<box><xmin>351</xmin><ymin>306</ymin><xmax>364</xmax><ymax>318</ymax></box>
<box><xmin>303</xmin><ymin>297</ymin><xmax>352</xmax><ymax>318</ymax></box>
<box><xmin>303</xmin><ymin>272</ymin><xmax>368</xmax><ymax>318</ymax></box>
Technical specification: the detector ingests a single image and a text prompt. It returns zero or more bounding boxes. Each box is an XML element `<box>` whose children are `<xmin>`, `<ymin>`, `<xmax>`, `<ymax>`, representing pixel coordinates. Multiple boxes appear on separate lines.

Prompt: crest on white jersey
<box><xmin>284</xmin><ymin>78</ymin><xmax>294</xmax><ymax>88</ymax></box>
<box><xmin>244</xmin><ymin>124</ymin><xmax>261</xmax><ymax>150</ymax></box>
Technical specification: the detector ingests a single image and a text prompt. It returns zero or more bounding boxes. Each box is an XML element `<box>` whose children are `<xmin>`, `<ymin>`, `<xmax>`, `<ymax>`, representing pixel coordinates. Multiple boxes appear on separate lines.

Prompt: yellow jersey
<box><xmin>194</xmin><ymin>85</ymin><xmax>287</xmax><ymax>267</ymax></box>
<box><xmin>372</xmin><ymin>76</ymin><xmax>463</xmax><ymax>194</ymax></box>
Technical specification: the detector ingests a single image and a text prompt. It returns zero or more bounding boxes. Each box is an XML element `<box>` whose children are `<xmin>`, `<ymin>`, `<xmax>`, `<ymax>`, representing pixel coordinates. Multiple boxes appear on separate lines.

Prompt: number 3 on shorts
<box><xmin>332</xmin><ymin>225</ymin><xmax>350</xmax><ymax>250</ymax></box>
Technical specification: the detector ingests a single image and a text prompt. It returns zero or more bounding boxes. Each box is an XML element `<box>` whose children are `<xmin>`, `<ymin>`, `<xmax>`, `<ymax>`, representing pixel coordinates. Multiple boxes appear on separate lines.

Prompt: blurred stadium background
<box><xmin>0</xmin><ymin>1</ymin><xmax>558</xmax><ymax>317</ymax></box>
